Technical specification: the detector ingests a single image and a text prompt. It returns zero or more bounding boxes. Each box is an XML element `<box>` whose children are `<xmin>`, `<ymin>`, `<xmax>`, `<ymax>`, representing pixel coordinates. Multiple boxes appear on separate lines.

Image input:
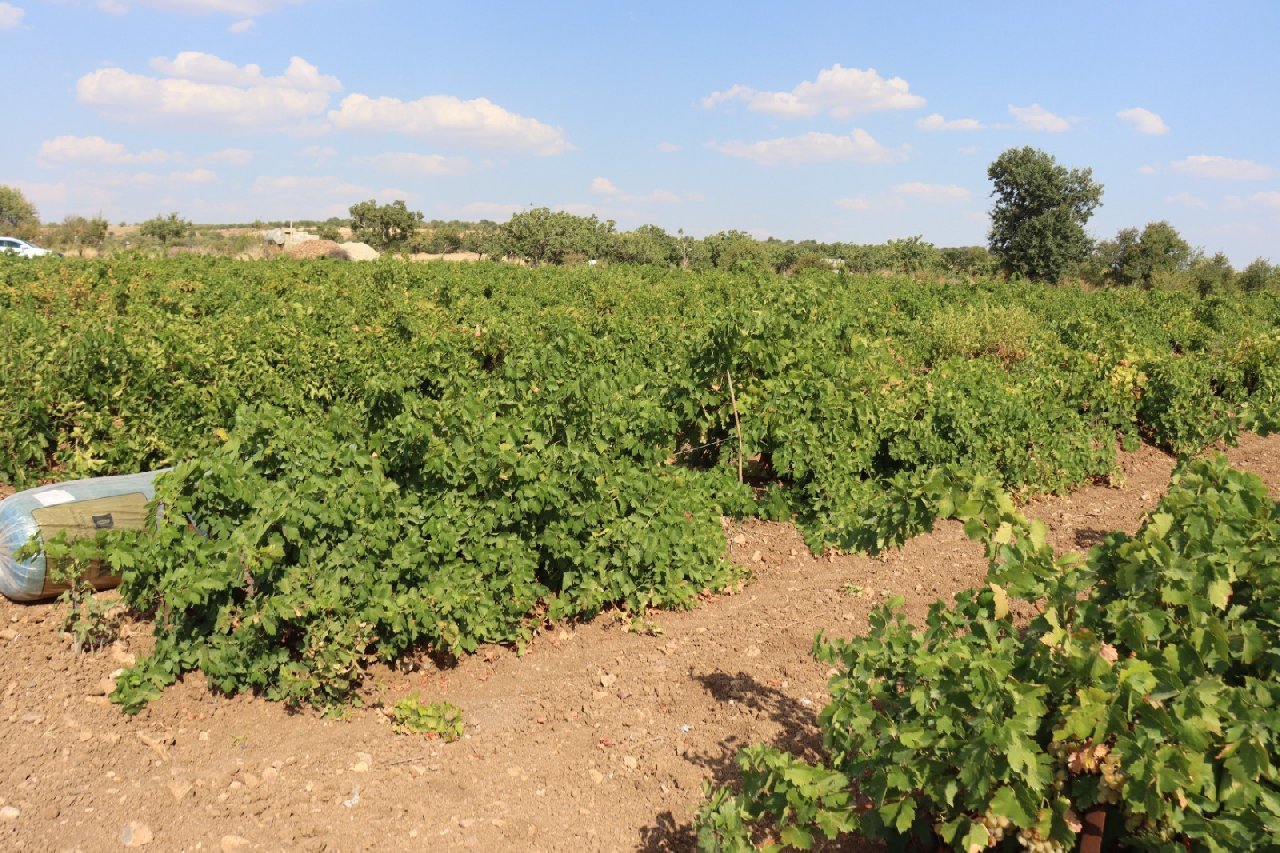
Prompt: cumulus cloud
<box><xmin>655</xmin><ymin>142</ymin><xmax>680</xmax><ymax>153</ymax></box>
<box><xmin>37</xmin><ymin>135</ymin><xmax>176</xmax><ymax>167</ymax></box>
<box><xmin>228</xmin><ymin>17</ymin><xmax>253</xmax><ymax>32</ymax></box>
<box><xmin>892</xmin><ymin>182</ymin><xmax>971</xmax><ymax>205</ymax></box>
<box><xmin>916</xmin><ymin>113</ymin><xmax>983</xmax><ymax>131</ymax></box>
<box><xmin>329</xmin><ymin>93</ymin><xmax>571</xmax><ymax>155</ymax></box>
<box><xmin>0</xmin><ymin>3</ymin><xmax>24</xmax><ymax>29</ymax></box>
<box><xmin>708</xmin><ymin>130</ymin><xmax>908</xmax><ymax>166</ymax></box>
<box><xmin>1117</xmin><ymin>107</ymin><xmax>1169</xmax><ymax>135</ymax></box>
<box><xmin>703</xmin><ymin>64</ymin><xmax>924</xmax><ymax>119</ymax></box>
<box><xmin>77</xmin><ymin>54</ymin><xmax>337</xmax><ymax>130</ymax></box>
<box><xmin>101</xmin><ymin>1</ymin><xmax>303</xmax><ymax>14</ymax></box>
<box><xmin>360</xmin><ymin>151</ymin><xmax>472</xmax><ymax>176</ymax></box>
<box><xmin>1171</xmin><ymin>155</ymin><xmax>1275</xmax><ymax>181</ymax></box>
<box><xmin>147</xmin><ymin>52</ymin><xmax>339</xmax><ymax>91</ymax></box>
<box><xmin>591</xmin><ymin>177</ymin><xmax>620</xmax><ymax>195</ymax></box>
<box><xmin>1138</xmin><ymin>164</ymin><xmax>1159</xmax><ymax>175</ymax></box>
<box><xmin>1008</xmin><ymin>103</ymin><xmax>1072</xmax><ymax>132</ymax></box>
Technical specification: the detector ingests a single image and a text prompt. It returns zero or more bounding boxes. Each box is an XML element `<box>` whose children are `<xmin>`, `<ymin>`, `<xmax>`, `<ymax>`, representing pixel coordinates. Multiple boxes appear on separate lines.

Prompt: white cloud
<box><xmin>228</xmin><ymin>17</ymin><xmax>253</xmax><ymax>32</ymax></box>
<box><xmin>1171</xmin><ymin>155</ymin><xmax>1275</xmax><ymax>181</ymax></box>
<box><xmin>13</xmin><ymin>179</ymin><xmax>115</xmax><ymax>214</ymax></box>
<box><xmin>1117</xmin><ymin>107</ymin><xmax>1169</xmax><ymax>135</ymax></box>
<box><xmin>589</xmin><ymin>177</ymin><xmax>682</xmax><ymax>204</ymax></box>
<box><xmin>1008</xmin><ymin>103</ymin><xmax>1072</xmax><ymax>132</ymax></box>
<box><xmin>1164</xmin><ymin>192</ymin><xmax>1208</xmax><ymax>209</ymax></box>
<box><xmin>205</xmin><ymin>147</ymin><xmax>254</xmax><ymax>164</ymax></box>
<box><xmin>103</xmin><ymin>1</ymin><xmax>303</xmax><ymax>15</ymax></box>
<box><xmin>148</xmin><ymin>51</ymin><xmax>258</xmax><ymax>85</ymax></box>
<box><xmin>77</xmin><ymin>54</ymin><xmax>337</xmax><ymax>131</ymax></box>
<box><xmin>1138</xmin><ymin>164</ymin><xmax>1158</xmax><ymax>175</ymax></box>
<box><xmin>708</xmin><ymin>130</ymin><xmax>909</xmax><ymax>166</ymax></box>
<box><xmin>656</xmin><ymin>142</ymin><xmax>680</xmax><ymax>153</ymax></box>
<box><xmin>1242</xmin><ymin>192</ymin><xmax>1280</xmax><ymax>210</ymax></box>
<box><xmin>0</xmin><ymin>3</ymin><xmax>24</xmax><ymax>29</ymax></box>
<box><xmin>92</xmin><ymin>167</ymin><xmax>217</xmax><ymax>187</ymax></box>
<box><xmin>892</xmin><ymin>182</ymin><xmax>971</xmax><ymax>205</ymax></box>
<box><xmin>702</xmin><ymin>64</ymin><xmax>924</xmax><ymax>119</ymax></box>
<box><xmin>361</xmin><ymin>151</ymin><xmax>471</xmax><ymax>176</ymax></box>
<box><xmin>37</xmin><ymin>135</ymin><xmax>176</xmax><ymax>167</ymax></box>
<box><xmin>836</xmin><ymin>182</ymin><xmax>971</xmax><ymax>213</ymax></box>
<box><xmin>591</xmin><ymin>177</ymin><xmax>620</xmax><ymax>195</ymax></box>
<box><xmin>147</xmin><ymin>52</ymin><xmax>339</xmax><ymax>92</ymax></box>
<box><xmin>248</xmin><ymin>173</ymin><xmax>404</xmax><ymax>217</ymax></box>
<box><xmin>250</xmin><ymin>176</ymin><xmax>407</xmax><ymax>207</ymax></box>
<box><xmin>329</xmin><ymin>93</ymin><xmax>571</xmax><ymax>155</ymax></box>
<box><xmin>916</xmin><ymin>113</ymin><xmax>983</xmax><ymax>131</ymax></box>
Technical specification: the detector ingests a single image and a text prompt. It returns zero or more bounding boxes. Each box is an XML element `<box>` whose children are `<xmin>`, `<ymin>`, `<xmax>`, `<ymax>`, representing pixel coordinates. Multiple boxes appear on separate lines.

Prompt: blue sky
<box><xmin>2</xmin><ymin>1</ymin><xmax>1277</xmax><ymax>264</ymax></box>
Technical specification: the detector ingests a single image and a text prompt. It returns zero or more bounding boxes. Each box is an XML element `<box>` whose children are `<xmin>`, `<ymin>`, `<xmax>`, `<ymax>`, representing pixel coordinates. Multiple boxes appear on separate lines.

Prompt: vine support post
<box><xmin>1079</xmin><ymin>805</ymin><xmax>1108</xmax><ymax>853</ymax></box>
<box><xmin>725</xmin><ymin>370</ymin><xmax>744</xmax><ymax>484</ymax></box>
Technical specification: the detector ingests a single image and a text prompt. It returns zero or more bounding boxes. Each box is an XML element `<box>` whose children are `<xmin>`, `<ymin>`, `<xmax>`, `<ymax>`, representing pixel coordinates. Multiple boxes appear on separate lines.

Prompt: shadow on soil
<box><xmin>1073</xmin><ymin>527</ymin><xmax>1111</xmax><ymax>550</ymax></box>
<box><xmin>636</xmin><ymin>669</ymin><xmax>828</xmax><ymax>851</ymax></box>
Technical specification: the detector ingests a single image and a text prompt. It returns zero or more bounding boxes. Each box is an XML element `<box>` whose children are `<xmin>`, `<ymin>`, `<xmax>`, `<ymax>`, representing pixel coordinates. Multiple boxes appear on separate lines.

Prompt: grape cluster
<box><xmin>1098</xmin><ymin>751</ymin><xmax>1125</xmax><ymax>804</ymax></box>
<box><xmin>978</xmin><ymin>809</ymin><xmax>1012</xmax><ymax>846</ymax></box>
<box><xmin>1016</xmin><ymin>826</ymin><xmax>1069</xmax><ymax>853</ymax></box>
<box><xmin>1123</xmin><ymin>813</ymin><xmax>1176</xmax><ymax>844</ymax></box>
<box><xmin>1048</xmin><ymin>736</ymin><xmax>1125</xmax><ymax>803</ymax></box>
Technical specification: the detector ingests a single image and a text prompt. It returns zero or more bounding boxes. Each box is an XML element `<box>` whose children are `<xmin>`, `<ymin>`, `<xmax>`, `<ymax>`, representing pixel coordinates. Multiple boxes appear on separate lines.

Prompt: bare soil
<box><xmin>2</xmin><ymin>435</ymin><xmax>1279</xmax><ymax>851</ymax></box>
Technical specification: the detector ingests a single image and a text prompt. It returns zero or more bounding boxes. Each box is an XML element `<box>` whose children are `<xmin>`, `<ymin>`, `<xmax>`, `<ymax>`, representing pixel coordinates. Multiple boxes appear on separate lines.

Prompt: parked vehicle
<box><xmin>0</xmin><ymin>236</ymin><xmax>59</xmax><ymax>258</ymax></box>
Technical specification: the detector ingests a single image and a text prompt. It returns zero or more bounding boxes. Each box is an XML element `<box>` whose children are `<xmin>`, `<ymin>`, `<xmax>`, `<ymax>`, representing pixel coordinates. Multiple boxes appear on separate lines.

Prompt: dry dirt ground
<box><xmin>3</xmin><ymin>435</ymin><xmax>1280</xmax><ymax>852</ymax></box>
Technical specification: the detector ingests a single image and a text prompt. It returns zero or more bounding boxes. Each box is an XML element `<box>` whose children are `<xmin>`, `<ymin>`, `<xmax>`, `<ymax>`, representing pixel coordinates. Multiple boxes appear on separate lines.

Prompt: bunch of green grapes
<box><xmin>978</xmin><ymin>809</ymin><xmax>1013</xmax><ymax>846</ymax></box>
<box><xmin>1097</xmin><ymin>751</ymin><xmax>1125</xmax><ymax>804</ymax></box>
<box><xmin>1015</xmin><ymin>825</ymin><xmax>1069</xmax><ymax>853</ymax></box>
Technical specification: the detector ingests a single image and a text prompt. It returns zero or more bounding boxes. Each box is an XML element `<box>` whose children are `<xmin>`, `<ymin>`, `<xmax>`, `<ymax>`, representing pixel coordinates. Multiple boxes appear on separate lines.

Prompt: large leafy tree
<box><xmin>0</xmin><ymin>185</ymin><xmax>40</xmax><ymax>239</ymax></box>
<box><xmin>348</xmin><ymin>199</ymin><xmax>424</xmax><ymax>250</ymax></box>
<box><xmin>54</xmin><ymin>214</ymin><xmax>110</xmax><ymax>256</ymax></box>
<box><xmin>1103</xmin><ymin>220</ymin><xmax>1192</xmax><ymax>287</ymax></box>
<box><xmin>494</xmin><ymin>207</ymin><xmax>616</xmax><ymax>265</ymax></box>
<box><xmin>987</xmin><ymin>147</ymin><xmax>1103</xmax><ymax>282</ymax></box>
<box><xmin>612</xmin><ymin>224</ymin><xmax>678</xmax><ymax>266</ymax></box>
<box><xmin>139</xmin><ymin>212</ymin><xmax>192</xmax><ymax>257</ymax></box>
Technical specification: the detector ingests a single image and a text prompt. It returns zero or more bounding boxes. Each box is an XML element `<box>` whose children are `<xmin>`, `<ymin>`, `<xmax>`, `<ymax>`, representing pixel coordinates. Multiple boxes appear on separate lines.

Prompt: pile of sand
<box><xmin>339</xmin><ymin>241</ymin><xmax>379</xmax><ymax>261</ymax></box>
<box><xmin>284</xmin><ymin>240</ymin><xmax>348</xmax><ymax>260</ymax></box>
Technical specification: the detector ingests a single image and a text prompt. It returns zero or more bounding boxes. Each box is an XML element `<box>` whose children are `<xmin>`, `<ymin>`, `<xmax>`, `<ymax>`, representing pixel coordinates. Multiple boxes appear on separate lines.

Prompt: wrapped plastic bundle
<box><xmin>0</xmin><ymin>471</ymin><xmax>165</xmax><ymax>602</ymax></box>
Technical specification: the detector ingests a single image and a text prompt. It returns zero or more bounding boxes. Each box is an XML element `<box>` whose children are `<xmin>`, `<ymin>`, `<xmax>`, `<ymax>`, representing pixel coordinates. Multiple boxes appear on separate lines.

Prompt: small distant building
<box><xmin>263</xmin><ymin>227</ymin><xmax>320</xmax><ymax>247</ymax></box>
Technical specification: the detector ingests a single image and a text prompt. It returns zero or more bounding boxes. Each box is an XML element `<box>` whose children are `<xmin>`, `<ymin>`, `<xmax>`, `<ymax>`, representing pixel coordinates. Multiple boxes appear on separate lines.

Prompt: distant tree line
<box><xmin>2</xmin><ymin>166</ymin><xmax>1277</xmax><ymax>292</ymax></box>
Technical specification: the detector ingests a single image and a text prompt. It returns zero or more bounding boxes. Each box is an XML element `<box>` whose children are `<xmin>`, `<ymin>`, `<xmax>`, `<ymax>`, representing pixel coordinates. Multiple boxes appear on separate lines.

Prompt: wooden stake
<box><xmin>726</xmin><ymin>371</ymin><xmax>744</xmax><ymax>484</ymax></box>
<box><xmin>1079</xmin><ymin>805</ymin><xmax>1107</xmax><ymax>853</ymax></box>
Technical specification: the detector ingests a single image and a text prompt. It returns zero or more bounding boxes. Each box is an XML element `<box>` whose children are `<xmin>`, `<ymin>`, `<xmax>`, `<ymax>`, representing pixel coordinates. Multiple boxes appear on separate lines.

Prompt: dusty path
<box><xmin>1</xmin><ymin>435</ymin><xmax>1277</xmax><ymax>852</ymax></box>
